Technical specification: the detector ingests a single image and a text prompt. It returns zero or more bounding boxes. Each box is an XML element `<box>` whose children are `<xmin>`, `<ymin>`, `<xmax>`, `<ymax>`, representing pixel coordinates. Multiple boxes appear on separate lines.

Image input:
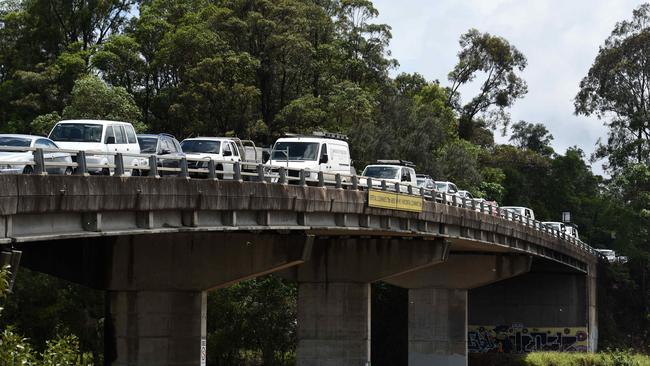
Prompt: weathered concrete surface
<box><xmin>409</xmin><ymin>289</ymin><xmax>467</xmax><ymax>366</ymax></box>
<box><xmin>0</xmin><ymin>175</ymin><xmax>598</xmax><ymax>272</ymax></box>
<box><xmin>385</xmin><ymin>254</ymin><xmax>531</xmax><ymax>289</ymax></box>
<box><xmin>297</xmin><ymin>283</ymin><xmax>371</xmax><ymax>366</ymax></box>
<box><xmin>105</xmin><ymin>291</ymin><xmax>206</xmax><ymax>366</ymax></box>
<box><xmin>18</xmin><ymin>233</ymin><xmax>313</xmax><ymax>290</ymax></box>
<box><xmin>283</xmin><ymin>237</ymin><xmax>449</xmax><ymax>283</ymax></box>
<box><xmin>293</xmin><ymin>237</ymin><xmax>448</xmax><ymax>365</ymax></box>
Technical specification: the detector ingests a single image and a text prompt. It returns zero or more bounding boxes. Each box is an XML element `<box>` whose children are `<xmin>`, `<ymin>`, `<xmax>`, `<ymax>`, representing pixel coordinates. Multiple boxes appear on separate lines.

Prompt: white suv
<box><xmin>49</xmin><ymin>119</ymin><xmax>142</xmax><ymax>175</ymax></box>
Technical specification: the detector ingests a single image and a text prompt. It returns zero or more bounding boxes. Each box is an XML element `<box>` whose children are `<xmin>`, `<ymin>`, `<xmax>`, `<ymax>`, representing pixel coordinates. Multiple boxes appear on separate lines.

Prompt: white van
<box><xmin>49</xmin><ymin>119</ymin><xmax>142</xmax><ymax>175</ymax></box>
<box><xmin>266</xmin><ymin>132</ymin><xmax>352</xmax><ymax>181</ymax></box>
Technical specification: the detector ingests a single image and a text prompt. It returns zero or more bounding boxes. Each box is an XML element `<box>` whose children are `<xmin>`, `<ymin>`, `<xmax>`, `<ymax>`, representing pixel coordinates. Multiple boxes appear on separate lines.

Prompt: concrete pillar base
<box><xmin>297</xmin><ymin>282</ymin><xmax>371</xmax><ymax>366</ymax></box>
<box><xmin>105</xmin><ymin>291</ymin><xmax>207</xmax><ymax>366</ymax></box>
<box><xmin>409</xmin><ymin>288</ymin><xmax>467</xmax><ymax>366</ymax></box>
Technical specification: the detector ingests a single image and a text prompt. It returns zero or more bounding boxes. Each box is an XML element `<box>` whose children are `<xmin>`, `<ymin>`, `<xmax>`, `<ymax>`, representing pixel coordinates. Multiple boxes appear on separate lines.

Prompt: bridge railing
<box><xmin>0</xmin><ymin>146</ymin><xmax>600</xmax><ymax>257</ymax></box>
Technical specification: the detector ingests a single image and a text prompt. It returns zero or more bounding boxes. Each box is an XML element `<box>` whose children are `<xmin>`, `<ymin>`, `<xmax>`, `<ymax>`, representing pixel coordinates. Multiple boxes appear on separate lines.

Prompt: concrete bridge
<box><xmin>0</xmin><ymin>174</ymin><xmax>599</xmax><ymax>366</ymax></box>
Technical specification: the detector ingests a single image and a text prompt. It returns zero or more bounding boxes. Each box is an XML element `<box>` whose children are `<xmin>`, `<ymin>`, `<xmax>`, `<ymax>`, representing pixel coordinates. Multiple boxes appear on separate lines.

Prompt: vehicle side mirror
<box><xmin>223</xmin><ymin>150</ymin><xmax>232</xmax><ymax>157</ymax></box>
<box><xmin>106</xmin><ymin>136</ymin><xmax>116</xmax><ymax>144</ymax></box>
<box><xmin>161</xmin><ymin>149</ymin><xmax>171</xmax><ymax>155</ymax></box>
<box><xmin>319</xmin><ymin>154</ymin><xmax>329</xmax><ymax>164</ymax></box>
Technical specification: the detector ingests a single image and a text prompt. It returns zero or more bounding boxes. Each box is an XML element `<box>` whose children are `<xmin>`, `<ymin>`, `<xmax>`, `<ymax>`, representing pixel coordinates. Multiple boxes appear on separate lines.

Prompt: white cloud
<box><xmin>373</xmin><ymin>0</ymin><xmax>642</xmax><ymax>176</ymax></box>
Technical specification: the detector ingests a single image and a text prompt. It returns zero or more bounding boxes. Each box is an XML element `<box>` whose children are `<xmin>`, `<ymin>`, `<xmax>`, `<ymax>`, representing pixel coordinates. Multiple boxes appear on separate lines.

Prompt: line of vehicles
<box><xmin>0</xmin><ymin>119</ymin><xmax>583</xmax><ymax>242</ymax></box>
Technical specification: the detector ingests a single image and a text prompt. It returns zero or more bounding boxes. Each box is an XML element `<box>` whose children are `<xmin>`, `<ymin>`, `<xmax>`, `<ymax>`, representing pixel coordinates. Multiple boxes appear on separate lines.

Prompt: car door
<box><xmin>104</xmin><ymin>125</ymin><xmax>117</xmax><ymax>167</ymax></box>
<box><xmin>221</xmin><ymin>141</ymin><xmax>235</xmax><ymax>178</ymax></box>
<box><xmin>318</xmin><ymin>143</ymin><xmax>330</xmax><ymax>174</ymax></box>
<box><xmin>35</xmin><ymin>138</ymin><xmax>68</xmax><ymax>174</ymax></box>
<box><xmin>124</xmin><ymin>125</ymin><xmax>139</xmax><ymax>167</ymax></box>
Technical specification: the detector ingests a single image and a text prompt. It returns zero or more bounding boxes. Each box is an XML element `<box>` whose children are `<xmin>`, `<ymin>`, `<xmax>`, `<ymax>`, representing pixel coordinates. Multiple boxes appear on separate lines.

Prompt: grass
<box><xmin>470</xmin><ymin>351</ymin><xmax>650</xmax><ymax>366</ymax></box>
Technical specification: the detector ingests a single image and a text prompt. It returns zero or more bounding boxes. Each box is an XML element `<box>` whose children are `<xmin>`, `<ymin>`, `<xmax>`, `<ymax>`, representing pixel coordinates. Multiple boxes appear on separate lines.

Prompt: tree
<box><xmin>509</xmin><ymin>120</ymin><xmax>554</xmax><ymax>156</ymax></box>
<box><xmin>62</xmin><ymin>74</ymin><xmax>144</xmax><ymax>130</ymax></box>
<box><xmin>447</xmin><ymin>29</ymin><xmax>528</xmax><ymax>140</ymax></box>
<box><xmin>575</xmin><ymin>4</ymin><xmax>650</xmax><ymax>175</ymax></box>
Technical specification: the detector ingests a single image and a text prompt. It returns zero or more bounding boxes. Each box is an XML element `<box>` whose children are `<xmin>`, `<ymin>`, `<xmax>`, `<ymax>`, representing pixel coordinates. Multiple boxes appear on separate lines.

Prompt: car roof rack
<box><xmin>312</xmin><ymin>131</ymin><xmax>348</xmax><ymax>141</ymax></box>
<box><xmin>375</xmin><ymin>159</ymin><xmax>416</xmax><ymax>168</ymax></box>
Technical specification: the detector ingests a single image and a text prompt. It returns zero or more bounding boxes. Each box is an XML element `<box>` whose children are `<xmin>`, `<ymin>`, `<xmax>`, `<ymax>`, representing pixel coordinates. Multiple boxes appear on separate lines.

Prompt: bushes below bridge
<box><xmin>469</xmin><ymin>351</ymin><xmax>650</xmax><ymax>366</ymax></box>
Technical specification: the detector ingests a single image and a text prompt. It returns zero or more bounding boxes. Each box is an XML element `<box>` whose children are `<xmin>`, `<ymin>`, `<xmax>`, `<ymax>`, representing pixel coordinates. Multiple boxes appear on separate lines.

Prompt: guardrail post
<box><xmin>471</xmin><ymin>199</ymin><xmax>476</xmax><ymax>210</ymax></box>
<box><xmin>207</xmin><ymin>160</ymin><xmax>216</xmax><ymax>180</ymax></box>
<box><xmin>75</xmin><ymin>151</ymin><xmax>88</xmax><ymax>175</ymax></box>
<box><xmin>490</xmin><ymin>205</ymin><xmax>495</xmax><ymax>217</ymax></box>
<box><xmin>257</xmin><ymin>164</ymin><xmax>265</xmax><ymax>182</ymax></box>
<box><xmin>148</xmin><ymin>155</ymin><xmax>158</xmax><ymax>177</ymax></box>
<box><xmin>234</xmin><ymin>162</ymin><xmax>242</xmax><ymax>181</ymax></box>
<box><xmin>299</xmin><ymin>169</ymin><xmax>306</xmax><ymax>186</ymax></box>
<box><xmin>367</xmin><ymin>177</ymin><xmax>372</xmax><ymax>190</ymax></box>
<box><xmin>180</xmin><ymin>157</ymin><xmax>189</xmax><ymax>178</ymax></box>
<box><xmin>33</xmin><ymin>148</ymin><xmax>46</xmax><ymax>175</ymax></box>
<box><xmin>335</xmin><ymin>174</ymin><xmax>342</xmax><ymax>188</ymax></box>
<box><xmin>442</xmin><ymin>192</ymin><xmax>447</xmax><ymax>204</ymax></box>
<box><xmin>461</xmin><ymin>196</ymin><xmax>466</xmax><ymax>208</ymax></box>
<box><xmin>381</xmin><ymin>180</ymin><xmax>387</xmax><ymax>191</ymax></box>
<box><xmin>318</xmin><ymin>171</ymin><xmax>325</xmax><ymax>187</ymax></box>
<box><xmin>519</xmin><ymin>214</ymin><xmax>524</xmax><ymax>224</ymax></box>
<box><xmin>279</xmin><ymin>167</ymin><xmax>287</xmax><ymax>184</ymax></box>
<box><xmin>420</xmin><ymin>187</ymin><xmax>425</xmax><ymax>198</ymax></box>
<box><xmin>352</xmin><ymin>175</ymin><xmax>358</xmax><ymax>190</ymax></box>
<box><xmin>480</xmin><ymin>201</ymin><xmax>485</xmax><ymax>213</ymax></box>
<box><xmin>394</xmin><ymin>182</ymin><xmax>400</xmax><ymax>193</ymax></box>
<box><xmin>452</xmin><ymin>194</ymin><xmax>457</xmax><ymax>206</ymax></box>
<box><xmin>114</xmin><ymin>153</ymin><xmax>125</xmax><ymax>176</ymax></box>
<box><xmin>408</xmin><ymin>185</ymin><xmax>413</xmax><ymax>195</ymax></box>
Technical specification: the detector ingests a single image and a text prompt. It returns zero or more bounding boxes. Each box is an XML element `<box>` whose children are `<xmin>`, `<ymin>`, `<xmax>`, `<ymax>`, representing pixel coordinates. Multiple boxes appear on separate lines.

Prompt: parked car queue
<box><xmin>0</xmin><ymin>118</ymin><xmax>581</xmax><ymax>240</ymax></box>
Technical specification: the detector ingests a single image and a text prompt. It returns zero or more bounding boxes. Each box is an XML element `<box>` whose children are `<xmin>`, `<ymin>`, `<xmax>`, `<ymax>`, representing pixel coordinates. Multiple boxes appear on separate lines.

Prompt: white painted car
<box><xmin>361</xmin><ymin>160</ymin><xmax>418</xmax><ymax>192</ymax></box>
<box><xmin>0</xmin><ymin>134</ymin><xmax>73</xmax><ymax>174</ymax></box>
<box><xmin>501</xmin><ymin>206</ymin><xmax>536</xmax><ymax>221</ymax></box>
<box><xmin>543</xmin><ymin>221</ymin><xmax>566</xmax><ymax>234</ymax></box>
<box><xmin>48</xmin><ymin>119</ymin><xmax>142</xmax><ymax>175</ymax></box>
<box><xmin>267</xmin><ymin>132</ymin><xmax>352</xmax><ymax>182</ymax></box>
<box><xmin>180</xmin><ymin>137</ymin><xmax>243</xmax><ymax>179</ymax></box>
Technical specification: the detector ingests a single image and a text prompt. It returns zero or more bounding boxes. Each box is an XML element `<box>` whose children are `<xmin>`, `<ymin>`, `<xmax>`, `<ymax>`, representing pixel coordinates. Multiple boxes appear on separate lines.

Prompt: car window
<box><xmin>231</xmin><ymin>142</ymin><xmax>239</xmax><ymax>156</ymax></box>
<box><xmin>181</xmin><ymin>140</ymin><xmax>220</xmax><ymax>153</ymax></box>
<box><xmin>125</xmin><ymin>125</ymin><xmax>137</xmax><ymax>144</ymax></box>
<box><xmin>223</xmin><ymin>143</ymin><xmax>232</xmax><ymax>155</ymax></box>
<box><xmin>35</xmin><ymin>139</ymin><xmax>58</xmax><ymax>149</ymax></box>
<box><xmin>137</xmin><ymin>137</ymin><xmax>158</xmax><ymax>153</ymax></box>
<box><xmin>449</xmin><ymin>184</ymin><xmax>458</xmax><ymax>193</ymax></box>
<box><xmin>113</xmin><ymin>125</ymin><xmax>126</xmax><ymax>144</ymax></box>
<box><xmin>320</xmin><ymin>144</ymin><xmax>328</xmax><ymax>159</ymax></box>
<box><xmin>105</xmin><ymin>126</ymin><xmax>115</xmax><ymax>143</ymax></box>
<box><xmin>50</xmin><ymin>123</ymin><xmax>103</xmax><ymax>143</ymax></box>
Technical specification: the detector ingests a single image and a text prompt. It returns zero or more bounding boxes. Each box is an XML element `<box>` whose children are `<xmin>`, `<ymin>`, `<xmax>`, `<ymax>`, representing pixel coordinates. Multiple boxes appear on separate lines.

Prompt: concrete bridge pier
<box><xmin>386</xmin><ymin>254</ymin><xmax>532</xmax><ymax>366</ymax></box>
<box><xmin>105</xmin><ymin>291</ymin><xmax>207</xmax><ymax>366</ymax></box>
<box><xmin>283</xmin><ymin>237</ymin><xmax>449</xmax><ymax>366</ymax></box>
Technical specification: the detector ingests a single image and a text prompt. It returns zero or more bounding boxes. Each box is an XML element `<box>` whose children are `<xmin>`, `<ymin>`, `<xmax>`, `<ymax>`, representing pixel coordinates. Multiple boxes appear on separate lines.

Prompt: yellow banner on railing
<box><xmin>368</xmin><ymin>190</ymin><xmax>423</xmax><ymax>212</ymax></box>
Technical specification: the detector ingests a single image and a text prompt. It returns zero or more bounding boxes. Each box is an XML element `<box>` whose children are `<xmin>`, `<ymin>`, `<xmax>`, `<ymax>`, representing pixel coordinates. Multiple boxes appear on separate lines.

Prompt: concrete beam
<box><xmin>385</xmin><ymin>254</ymin><xmax>532</xmax><ymax>289</ymax></box>
<box><xmin>18</xmin><ymin>232</ymin><xmax>313</xmax><ymax>291</ymax></box>
<box><xmin>286</xmin><ymin>237</ymin><xmax>449</xmax><ymax>283</ymax></box>
<box><xmin>105</xmin><ymin>290</ymin><xmax>206</xmax><ymax>366</ymax></box>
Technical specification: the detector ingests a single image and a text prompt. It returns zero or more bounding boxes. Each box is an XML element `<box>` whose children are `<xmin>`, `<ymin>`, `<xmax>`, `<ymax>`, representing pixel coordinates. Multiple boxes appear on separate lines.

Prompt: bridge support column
<box><xmin>105</xmin><ymin>290</ymin><xmax>207</xmax><ymax>366</ymax></box>
<box><xmin>297</xmin><ymin>282</ymin><xmax>370</xmax><ymax>366</ymax></box>
<box><xmin>409</xmin><ymin>288</ymin><xmax>467</xmax><ymax>366</ymax></box>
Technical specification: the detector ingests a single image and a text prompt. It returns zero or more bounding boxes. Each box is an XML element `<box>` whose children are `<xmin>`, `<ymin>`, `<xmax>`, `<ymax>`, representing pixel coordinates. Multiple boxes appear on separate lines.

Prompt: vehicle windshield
<box><xmin>363</xmin><ymin>166</ymin><xmax>400</xmax><ymax>180</ymax></box>
<box><xmin>435</xmin><ymin>182</ymin><xmax>449</xmax><ymax>191</ymax></box>
<box><xmin>50</xmin><ymin>123</ymin><xmax>103</xmax><ymax>142</ymax></box>
<box><xmin>546</xmin><ymin>223</ymin><xmax>561</xmax><ymax>230</ymax></box>
<box><xmin>181</xmin><ymin>140</ymin><xmax>221</xmax><ymax>154</ymax></box>
<box><xmin>137</xmin><ymin>137</ymin><xmax>158</xmax><ymax>153</ymax></box>
<box><xmin>271</xmin><ymin>142</ymin><xmax>320</xmax><ymax>161</ymax></box>
<box><xmin>0</xmin><ymin>136</ymin><xmax>31</xmax><ymax>147</ymax></box>
<box><xmin>416</xmin><ymin>178</ymin><xmax>426</xmax><ymax>187</ymax></box>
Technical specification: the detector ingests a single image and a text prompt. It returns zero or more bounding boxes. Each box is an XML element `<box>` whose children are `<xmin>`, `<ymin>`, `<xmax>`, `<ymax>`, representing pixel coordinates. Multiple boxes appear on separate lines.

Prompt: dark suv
<box><xmin>137</xmin><ymin>134</ymin><xmax>185</xmax><ymax>175</ymax></box>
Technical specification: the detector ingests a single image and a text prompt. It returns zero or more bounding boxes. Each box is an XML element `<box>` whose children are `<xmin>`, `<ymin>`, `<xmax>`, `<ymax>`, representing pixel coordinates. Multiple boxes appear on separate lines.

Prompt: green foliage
<box><xmin>509</xmin><ymin>120</ymin><xmax>554</xmax><ymax>156</ymax></box>
<box><xmin>62</xmin><ymin>75</ymin><xmax>144</xmax><ymax>131</ymax></box>
<box><xmin>575</xmin><ymin>4</ymin><xmax>650</xmax><ymax>175</ymax></box>
<box><xmin>447</xmin><ymin>28</ymin><xmax>528</xmax><ymax>140</ymax></box>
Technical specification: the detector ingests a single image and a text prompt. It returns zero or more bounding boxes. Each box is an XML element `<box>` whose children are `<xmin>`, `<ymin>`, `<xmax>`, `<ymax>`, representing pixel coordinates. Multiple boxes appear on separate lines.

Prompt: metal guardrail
<box><xmin>0</xmin><ymin>146</ymin><xmax>602</xmax><ymax>258</ymax></box>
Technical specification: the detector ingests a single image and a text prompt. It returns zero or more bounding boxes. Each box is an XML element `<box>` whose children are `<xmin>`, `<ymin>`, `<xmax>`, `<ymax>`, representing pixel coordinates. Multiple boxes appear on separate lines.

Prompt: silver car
<box><xmin>0</xmin><ymin>134</ymin><xmax>73</xmax><ymax>174</ymax></box>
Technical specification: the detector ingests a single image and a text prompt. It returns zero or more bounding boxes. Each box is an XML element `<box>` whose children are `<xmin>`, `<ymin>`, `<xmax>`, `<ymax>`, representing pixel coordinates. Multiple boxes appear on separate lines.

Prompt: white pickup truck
<box><xmin>361</xmin><ymin>160</ymin><xmax>418</xmax><ymax>192</ymax></box>
<box><xmin>180</xmin><ymin>137</ymin><xmax>263</xmax><ymax>178</ymax></box>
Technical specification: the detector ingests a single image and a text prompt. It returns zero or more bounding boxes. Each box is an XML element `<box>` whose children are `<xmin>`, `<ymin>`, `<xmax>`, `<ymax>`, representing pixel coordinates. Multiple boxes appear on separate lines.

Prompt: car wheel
<box><xmin>23</xmin><ymin>166</ymin><xmax>34</xmax><ymax>174</ymax></box>
<box><xmin>101</xmin><ymin>168</ymin><xmax>110</xmax><ymax>176</ymax></box>
<box><xmin>64</xmin><ymin>167</ymin><xmax>73</xmax><ymax>175</ymax></box>
<box><xmin>132</xmin><ymin>169</ymin><xmax>141</xmax><ymax>177</ymax></box>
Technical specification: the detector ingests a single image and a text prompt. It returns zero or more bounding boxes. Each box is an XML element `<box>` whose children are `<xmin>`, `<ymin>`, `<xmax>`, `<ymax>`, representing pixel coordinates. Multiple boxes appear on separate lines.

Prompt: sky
<box><xmin>372</xmin><ymin>0</ymin><xmax>643</xmax><ymax>176</ymax></box>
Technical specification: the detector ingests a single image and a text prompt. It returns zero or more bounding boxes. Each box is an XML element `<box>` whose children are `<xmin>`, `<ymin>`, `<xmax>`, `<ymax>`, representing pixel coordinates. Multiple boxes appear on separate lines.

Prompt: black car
<box><xmin>137</xmin><ymin>134</ymin><xmax>185</xmax><ymax>175</ymax></box>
